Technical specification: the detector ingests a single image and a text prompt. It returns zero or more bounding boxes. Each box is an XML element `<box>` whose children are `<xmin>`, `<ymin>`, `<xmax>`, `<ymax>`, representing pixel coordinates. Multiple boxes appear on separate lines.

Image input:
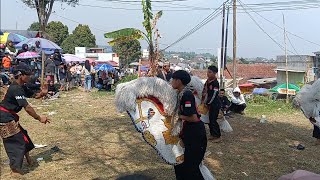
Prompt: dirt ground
<box><xmin>0</xmin><ymin>90</ymin><xmax>319</xmax><ymax>180</ymax></box>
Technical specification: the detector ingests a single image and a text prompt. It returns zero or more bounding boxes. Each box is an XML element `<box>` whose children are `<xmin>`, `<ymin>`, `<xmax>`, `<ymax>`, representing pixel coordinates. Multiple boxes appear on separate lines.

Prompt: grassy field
<box><xmin>0</xmin><ymin>90</ymin><xmax>319</xmax><ymax>180</ymax></box>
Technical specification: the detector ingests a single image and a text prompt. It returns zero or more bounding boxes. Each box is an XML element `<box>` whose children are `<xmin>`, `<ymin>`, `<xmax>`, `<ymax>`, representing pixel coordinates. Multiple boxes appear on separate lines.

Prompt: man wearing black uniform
<box><xmin>171</xmin><ymin>70</ymin><xmax>207</xmax><ymax>180</ymax></box>
<box><xmin>0</xmin><ymin>63</ymin><xmax>50</xmax><ymax>175</ymax></box>
<box><xmin>202</xmin><ymin>66</ymin><xmax>221</xmax><ymax>142</ymax></box>
<box><xmin>219</xmin><ymin>89</ymin><xmax>231</xmax><ymax>115</ymax></box>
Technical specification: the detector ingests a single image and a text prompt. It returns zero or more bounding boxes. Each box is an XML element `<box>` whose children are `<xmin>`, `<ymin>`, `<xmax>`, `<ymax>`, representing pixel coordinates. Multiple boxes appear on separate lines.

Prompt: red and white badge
<box><xmin>185</xmin><ymin>101</ymin><xmax>192</xmax><ymax>107</ymax></box>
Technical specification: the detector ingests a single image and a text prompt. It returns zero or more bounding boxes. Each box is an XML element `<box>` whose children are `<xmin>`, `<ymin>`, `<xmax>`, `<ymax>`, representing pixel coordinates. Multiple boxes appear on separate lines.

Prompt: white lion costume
<box><xmin>115</xmin><ymin>76</ymin><xmax>216</xmax><ymax>179</ymax></box>
<box><xmin>294</xmin><ymin>79</ymin><xmax>320</xmax><ymax>127</ymax></box>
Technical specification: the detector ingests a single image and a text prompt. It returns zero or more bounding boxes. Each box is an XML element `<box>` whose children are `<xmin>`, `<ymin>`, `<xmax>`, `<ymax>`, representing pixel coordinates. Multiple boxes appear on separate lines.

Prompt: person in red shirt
<box><xmin>2</xmin><ymin>51</ymin><xmax>11</xmax><ymax>72</ymax></box>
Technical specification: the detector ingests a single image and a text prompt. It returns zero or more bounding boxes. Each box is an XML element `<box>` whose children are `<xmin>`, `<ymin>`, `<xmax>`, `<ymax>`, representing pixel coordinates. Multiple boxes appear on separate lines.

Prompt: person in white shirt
<box><xmin>228</xmin><ymin>87</ymin><xmax>246</xmax><ymax>114</ymax></box>
<box><xmin>81</xmin><ymin>60</ymin><xmax>95</xmax><ymax>92</ymax></box>
<box><xmin>75</xmin><ymin>61</ymin><xmax>82</xmax><ymax>86</ymax></box>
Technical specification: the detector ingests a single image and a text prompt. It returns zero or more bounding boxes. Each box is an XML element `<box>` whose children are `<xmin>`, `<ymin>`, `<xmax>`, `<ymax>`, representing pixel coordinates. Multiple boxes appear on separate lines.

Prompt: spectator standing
<box><xmin>45</xmin><ymin>55</ymin><xmax>56</xmax><ymax>82</ymax></box>
<box><xmin>58</xmin><ymin>63</ymin><xmax>67</xmax><ymax>91</ymax></box>
<box><xmin>75</xmin><ymin>62</ymin><xmax>82</xmax><ymax>86</ymax></box>
<box><xmin>2</xmin><ymin>52</ymin><xmax>11</xmax><ymax>72</ymax></box>
<box><xmin>91</xmin><ymin>62</ymin><xmax>96</xmax><ymax>88</ymax></box>
<box><xmin>82</xmin><ymin>60</ymin><xmax>95</xmax><ymax>92</ymax></box>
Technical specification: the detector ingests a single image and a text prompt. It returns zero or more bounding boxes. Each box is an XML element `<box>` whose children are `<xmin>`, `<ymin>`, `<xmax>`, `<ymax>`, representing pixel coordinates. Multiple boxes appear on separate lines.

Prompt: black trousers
<box><xmin>313</xmin><ymin>125</ymin><xmax>320</xmax><ymax>139</ymax></box>
<box><xmin>3</xmin><ymin>127</ymin><xmax>34</xmax><ymax>171</ymax></box>
<box><xmin>174</xmin><ymin>121</ymin><xmax>207</xmax><ymax>180</ymax></box>
<box><xmin>208</xmin><ymin>105</ymin><xmax>221</xmax><ymax>138</ymax></box>
<box><xmin>229</xmin><ymin>103</ymin><xmax>246</xmax><ymax>114</ymax></box>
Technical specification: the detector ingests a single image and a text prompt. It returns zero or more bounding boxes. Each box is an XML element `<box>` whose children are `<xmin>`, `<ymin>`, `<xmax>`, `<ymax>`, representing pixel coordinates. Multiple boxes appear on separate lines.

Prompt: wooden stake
<box><xmin>283</xmin><ymin>14</ymin><xmax>289</xmax><ymax>103</ymax></box>
<box><xmin>220</xmin><ymin>3</ymin><xmax>226</xmax><ymax>88</ymax></box>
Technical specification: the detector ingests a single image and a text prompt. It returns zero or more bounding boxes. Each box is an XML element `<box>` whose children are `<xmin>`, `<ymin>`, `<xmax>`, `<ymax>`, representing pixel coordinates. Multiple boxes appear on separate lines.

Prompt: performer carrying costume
<box><xmin>294</xmin><ymin>79</ymin><xmax>320</xmax><ymax>146</ymax></box>
<box><xmin>0</xmin><ymin>63</ymin><xmax>50</xmax><ymax>175</ymax></box>
<box><xmin>172</xmin><ymin>70</ymin><xmax>207</xmax><ymax>180</ymax></box>
<box><xmin>201</xmin><ymin>66</ymin><xmax>221</xmax><ymax>142</ymax></box>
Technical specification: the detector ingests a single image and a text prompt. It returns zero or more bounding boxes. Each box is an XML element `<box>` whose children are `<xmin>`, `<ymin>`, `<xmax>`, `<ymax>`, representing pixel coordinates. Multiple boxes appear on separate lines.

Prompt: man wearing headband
<box><xmin>0</xmin><ymin>63</ymin><xmax>50</xmax><ymax>175</ymax></box>
<box><xmin>201</xmin><ymin>65</ymin><xmax>221</xmax><ymax>142</ymax></box>
<box><xmin>171</xmin><ymin>70</ymin><xmax>207</xmax><ymax>180</ymax></box>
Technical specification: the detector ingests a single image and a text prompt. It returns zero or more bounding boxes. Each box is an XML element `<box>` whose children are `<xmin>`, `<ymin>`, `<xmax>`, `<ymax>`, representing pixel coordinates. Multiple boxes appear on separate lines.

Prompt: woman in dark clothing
<box><xmin>91</xmin><ymin>62</ymin><xmax>96</xmax><ymax>88</ymax></box>
<box><xmin>58</xmin><ymin>63</ymin><xmax>67</xmax><ymax>91</ymax></box>
<box><xmin>16</xmin><ymin>44</ymin><xmax>28</xmax><ymax>56</ymax></box>
<box><xmin>0</xmin><ymin>63</ymin><xmax>49</xmax><ymax>175</ymax></box>
<box><xmin>45</xmin><ymin>55</ymin><xmax>56</xmax><ymax>82</ymax></box>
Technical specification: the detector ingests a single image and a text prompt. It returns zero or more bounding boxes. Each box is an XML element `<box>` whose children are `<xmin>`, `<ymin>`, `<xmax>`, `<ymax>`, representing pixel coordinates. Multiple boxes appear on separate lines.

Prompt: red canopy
<box><xmin>239</xmin><ymin>83</ymin><xmax>255</xmax><ymax>87</ymax></box>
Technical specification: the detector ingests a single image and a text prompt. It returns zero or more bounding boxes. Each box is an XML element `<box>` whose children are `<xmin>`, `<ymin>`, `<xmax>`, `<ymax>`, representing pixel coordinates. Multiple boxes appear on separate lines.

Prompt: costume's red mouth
<box><xmin>138</xmin><ymin>96</ymin><xmax>165</xmax><ymax>114</ymax></box>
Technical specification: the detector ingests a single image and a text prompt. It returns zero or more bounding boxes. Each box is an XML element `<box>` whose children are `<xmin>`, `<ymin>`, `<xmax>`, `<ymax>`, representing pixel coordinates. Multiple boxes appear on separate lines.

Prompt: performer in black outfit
<box><xmin>171</xmin><ymin>70</ymin><xmax>207</xmax><ymax>180</ymax></box>
<box><xmin>201</xmin><ymin>66</ymin><xmax>221</xmax><ymax>142</ymax></box>
<box><xmin>0</xmin><ymin>63</ymin><xmax>50</xmax><ymax>175</ymax></box>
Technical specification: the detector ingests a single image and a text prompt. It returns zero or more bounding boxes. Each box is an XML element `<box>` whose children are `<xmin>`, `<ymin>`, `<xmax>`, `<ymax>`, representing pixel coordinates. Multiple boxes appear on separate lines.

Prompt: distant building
<box><xmin>276</xmin><ymin>55</ymin><xmax>316</xmax><ymax>85</ymax></box>
<box><xmin>75</xmin><ymin>47</ymin><xmax>119</xmax><ymax>64</ymax></box>
<box><xmin>142</xmin><ymin>49</ymin><xmax>149</xmax><ymax>59</ymax></box>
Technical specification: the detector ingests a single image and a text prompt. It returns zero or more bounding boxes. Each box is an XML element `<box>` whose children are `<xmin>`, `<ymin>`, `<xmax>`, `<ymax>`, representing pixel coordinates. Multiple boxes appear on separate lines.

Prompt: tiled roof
<box><xmin>192</xmin><ymin>63</ymin><xmax>277</xmax><ymax>80</ymax></box>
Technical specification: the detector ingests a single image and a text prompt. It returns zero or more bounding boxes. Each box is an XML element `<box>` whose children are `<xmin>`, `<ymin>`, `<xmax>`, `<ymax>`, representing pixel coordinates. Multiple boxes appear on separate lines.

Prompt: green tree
<box><xmin>239</xmin><ymin>57</ymin><xmax>250</xmax><ymax>64</ymax></box>
<box><xmin>61</xmin><ymin>24</ymin><xmax>96</xmax><ymax>54</ymax></box>
<box><xmin>22</xmin><ymin>0</ymin><xmax>78</xmax><ymax>35</ymax></box>
<box><xmin>46</xmin><ymin>21</ymin><xmax>69</xmax><ymax>45</ymax></box>
<box><xmin>105</xmin><ymin>0</ymin><xmax>162</xmax><ymax>75</ymax></box>
<box><xmin>28</xmin><ymin>22</ymin><xmax>40</xmax><ymax>31</ymax></box>
<box><xmin>113</xmin><ymin>40</ymin><xmax>141</xmax><ymax>68</ymax></box>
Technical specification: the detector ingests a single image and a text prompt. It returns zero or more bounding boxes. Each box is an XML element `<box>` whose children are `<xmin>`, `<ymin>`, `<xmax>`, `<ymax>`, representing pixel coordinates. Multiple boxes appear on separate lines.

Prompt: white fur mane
<box><xmin>115</xmin><ymin>76</ymin><xmax>205</xmax><ymax>116</ymax></box>
<box><xmin>294</xmin><ymin>79</ymin><xmax>320</xmax><ymax>118</ymax></box>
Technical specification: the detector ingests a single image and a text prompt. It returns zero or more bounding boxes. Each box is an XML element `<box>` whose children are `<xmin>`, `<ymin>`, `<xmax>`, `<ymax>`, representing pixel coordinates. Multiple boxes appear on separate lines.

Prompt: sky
<box><xmin>1</xmin><ymin>0</ymin><xmax>320</xmax><ymax>59</ymax></box>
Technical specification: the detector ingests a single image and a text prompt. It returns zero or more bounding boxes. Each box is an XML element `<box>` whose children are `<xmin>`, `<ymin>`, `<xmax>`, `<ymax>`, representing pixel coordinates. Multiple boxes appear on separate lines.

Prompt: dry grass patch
<box><xmin>0</xmin><ymin>90</ymin><xmax>319</xmax><ymax>180</ymax></box>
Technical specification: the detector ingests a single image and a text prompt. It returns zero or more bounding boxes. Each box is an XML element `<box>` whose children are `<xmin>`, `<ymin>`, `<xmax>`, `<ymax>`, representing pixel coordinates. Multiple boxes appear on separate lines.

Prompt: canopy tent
<box><xmin>16</xmin><ymin>38</ymin><xmax>62</xmax><ymax>54</ymax></box>
<box><xmin>16</xmin><ymin>51</ymin><xmax>40</xmax><ymax>59</ymax></box>
<box><xmin>62</xmin><ymin>54</ymin><xmax>85</xmax><ymax>63</ymax></box>
<box><xmin>129</xmin><ymin>62</ymin><xmax>141</xmax><ymax>66</ymax></box>
<box><xmin>252</xmin><ymin>88</ymin><xmax>269</xmax><ymax>95</ymax></box>
<box><xmin>94</xmin><ymin>64</ymin><xmax>115</xmax><ymax>72</ymax></box>
<box><xmin>270</xmin><ymin>83</ymin><xmax>300</xmax><ymax>95</ymax></box>
<box><xmin>140</xmin><ymin>66</ymin><xmax>149</xmax><ymax>71</ymax></box>
<box><xmin>0</xmin><ymin>32</ymin><xmax>27</xmax><ymax>44</ymax></box>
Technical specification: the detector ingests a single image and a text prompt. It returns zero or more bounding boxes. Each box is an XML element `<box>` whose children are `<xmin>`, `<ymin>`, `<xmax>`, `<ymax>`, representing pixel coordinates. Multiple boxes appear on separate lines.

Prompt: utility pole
<box><xmin>224</xmin><ymin>5</ymin><xmax>230</xmax><ymax>77</ymax></box>
<box><xmin>220</xmin><ymin>3</ymin><xmax>226</xmax><ymax>88</ymax></box>
<box><xmin>233</xmin><ymin>0</ymin><xmax>237</xmax><ymax>88</ymax></box>
<box><xmin>283</xmin><ymin>14</ymin><xmax>289</xmax><ymax>103</ymax></box>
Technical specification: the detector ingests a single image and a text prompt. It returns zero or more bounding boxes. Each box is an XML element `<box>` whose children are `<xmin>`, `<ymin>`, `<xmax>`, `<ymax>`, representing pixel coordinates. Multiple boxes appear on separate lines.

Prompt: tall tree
<box><xmin>46</xmin><ymin>21</ymin><xmax>69</xmax><ymax>45</ymax></box>
<box><xmin>21</xmin><ymin>0</ymin><xmax>78</xmax><ymax>35</ymax></box>
<box><xmin>105</xmin><ymin>0</ymin><xmax>162</xmax><ymax>76</ymax></box>
<box><xmin>113</xmin><ymin>40</ymin><xmax>141</xmax><ymax>68</ymax></box>
<box><xmin>28</xmin><ymin>22</ymin><xmax>40</xmax><ymax>31</ymax></box>
<box><xmin>61</xmin><ymin>24</ymin><xmax>96</xmax><ymax>54</ymax></box>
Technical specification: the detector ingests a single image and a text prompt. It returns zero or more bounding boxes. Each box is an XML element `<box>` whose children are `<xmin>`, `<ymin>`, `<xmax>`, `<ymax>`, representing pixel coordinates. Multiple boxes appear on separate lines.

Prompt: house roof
<box><xmin>225</xmin><ymin>63</ymin><xmax>277</xmax><ymax>79</ymax></box>
<box><xmin>192</xmin><ymin>63</ymin><xmax>277</xmax><ymax>80</ymax></box>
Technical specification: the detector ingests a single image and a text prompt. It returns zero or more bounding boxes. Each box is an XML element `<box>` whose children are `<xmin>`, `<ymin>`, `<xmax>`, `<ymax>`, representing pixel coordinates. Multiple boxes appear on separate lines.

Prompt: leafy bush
<box><xmin>117</xmin><ymin>74</ymin><xmax>138</xmax><ymax>84</ymax></box>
